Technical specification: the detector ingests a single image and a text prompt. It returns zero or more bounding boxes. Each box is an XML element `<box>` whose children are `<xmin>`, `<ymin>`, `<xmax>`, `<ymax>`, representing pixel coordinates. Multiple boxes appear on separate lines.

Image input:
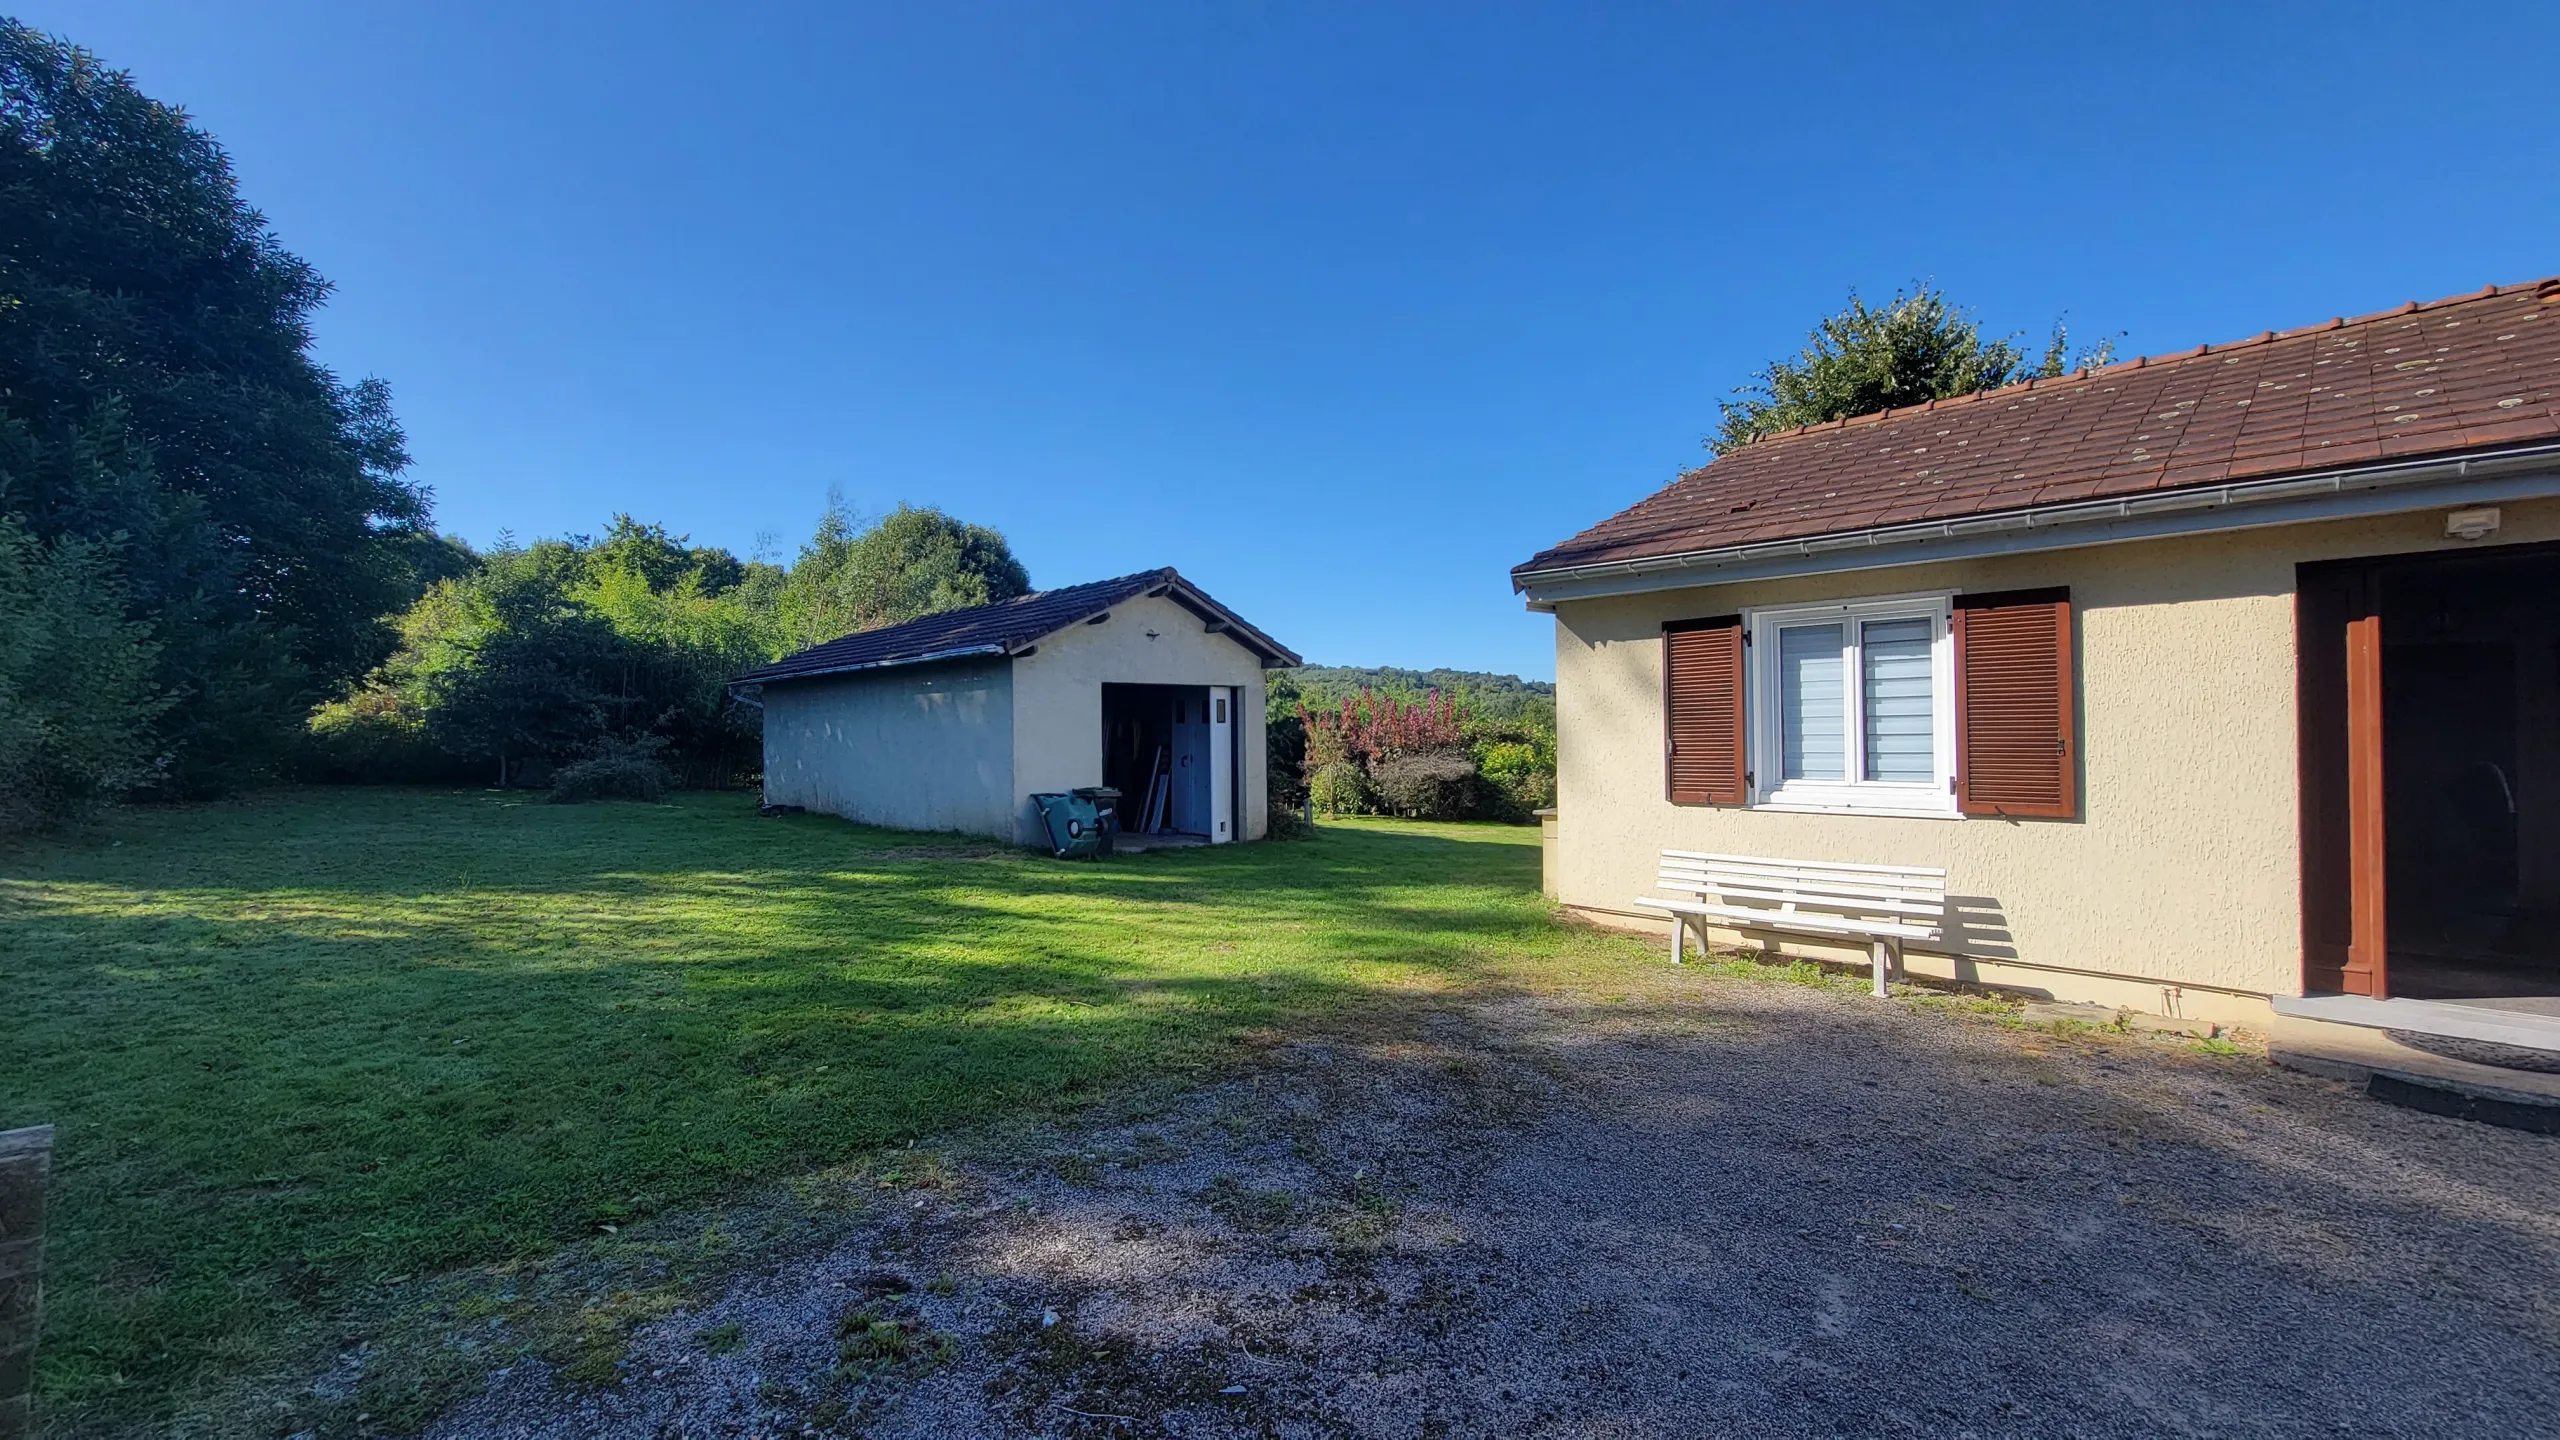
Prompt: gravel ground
<box><xmin>425</xmin><ymin>964</ymin><xmax>2560</xmax><ymax>1439</ymax></box>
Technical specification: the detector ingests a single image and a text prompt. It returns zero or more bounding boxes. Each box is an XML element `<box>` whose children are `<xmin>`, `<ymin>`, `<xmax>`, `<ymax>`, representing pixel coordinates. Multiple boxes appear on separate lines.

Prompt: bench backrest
<box><xmin>1657</xmin><ymin>850</ymin><xmax>1947</xmax><ymax>934</ymax></box>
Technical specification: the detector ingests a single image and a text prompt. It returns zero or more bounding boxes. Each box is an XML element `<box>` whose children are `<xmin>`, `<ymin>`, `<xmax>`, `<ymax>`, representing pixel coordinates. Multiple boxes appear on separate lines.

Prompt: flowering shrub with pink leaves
<box><xmin>1300</xmin><ymin>688</ymin><xmax>1483</xmax><ymax>818</ymax></box>
<box><xmin>1301</xmin><ymin>688</ymin><xmax>1466</xmax><ymax>767</ymax></box>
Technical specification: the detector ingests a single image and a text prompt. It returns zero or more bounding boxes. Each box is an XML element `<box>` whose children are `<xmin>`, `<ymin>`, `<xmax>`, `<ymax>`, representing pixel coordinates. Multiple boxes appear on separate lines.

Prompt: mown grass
<box><xmin>0</xmin><ymin>787</ymin><xmax>1635</xmax><ymax>1432</ymax></box>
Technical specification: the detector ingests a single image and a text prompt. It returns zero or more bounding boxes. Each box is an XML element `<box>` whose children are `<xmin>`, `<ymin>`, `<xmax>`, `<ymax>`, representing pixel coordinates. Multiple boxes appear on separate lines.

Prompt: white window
<box><xmin>1746</xmin><ymin>593</ymin><xmax>1955</xmax><ymax>816</ymax></box>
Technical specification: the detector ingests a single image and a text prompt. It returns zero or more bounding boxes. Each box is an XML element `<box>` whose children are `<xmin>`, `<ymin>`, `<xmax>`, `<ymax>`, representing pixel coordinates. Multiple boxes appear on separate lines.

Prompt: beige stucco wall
<box><xmin>759</xmin><ymin>657</ymin><xmax>1017</xmax><ymax>837</ymax></box>
<box><xmin>1009</xmin><ymin>592</ymin><xmax>1273</xmax><ymax>848</ymax></box>
<box><xmin>1550</xmin><ymin>498</ymin><xmax>2560</xmax><ymax>1026</ymax></box>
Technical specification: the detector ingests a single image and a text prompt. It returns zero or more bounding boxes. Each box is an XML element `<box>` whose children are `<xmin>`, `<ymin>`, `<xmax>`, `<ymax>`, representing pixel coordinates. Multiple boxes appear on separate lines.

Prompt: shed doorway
<box><xmin>1101</xmin><ymin>684</ymin><xmax>1239</xmax><ymax>843</ymax></box>
<box><xmin>2299</xmin><ymin>543</ymin><xmax>2560</xmax><ymax>1005</ymax></box>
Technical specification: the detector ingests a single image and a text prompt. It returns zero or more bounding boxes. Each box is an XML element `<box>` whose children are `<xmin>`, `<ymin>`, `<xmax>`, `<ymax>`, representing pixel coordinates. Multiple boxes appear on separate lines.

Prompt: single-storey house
<box><xmin>733</xmin><ymin>568</ymin><xmax>1299</xmax><ymax>847</ymax></box>
<box><xmin>1515</xmin><ymin>278</ymin><xmax>2560</xmax><ymax>1035</ymax></box>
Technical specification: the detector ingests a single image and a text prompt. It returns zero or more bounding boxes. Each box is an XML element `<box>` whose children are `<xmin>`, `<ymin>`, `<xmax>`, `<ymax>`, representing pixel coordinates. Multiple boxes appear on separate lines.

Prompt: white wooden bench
<box><xmin>1635</xmin><ymin>851</ymin><xmax>1947</xmax><ymax>998</ymax></box>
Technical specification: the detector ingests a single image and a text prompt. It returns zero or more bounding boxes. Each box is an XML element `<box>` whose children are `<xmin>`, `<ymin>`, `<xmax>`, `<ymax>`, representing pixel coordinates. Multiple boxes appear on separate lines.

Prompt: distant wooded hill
<box><xmin>1288</xmin><ymin>665</ymin><xmax>1553</xmax><ymax>697</ymax></box>
<box><xmin>1280</xmin><ymin>665</ymin><xmax>1555</xmax><ymax>725</ymax></box>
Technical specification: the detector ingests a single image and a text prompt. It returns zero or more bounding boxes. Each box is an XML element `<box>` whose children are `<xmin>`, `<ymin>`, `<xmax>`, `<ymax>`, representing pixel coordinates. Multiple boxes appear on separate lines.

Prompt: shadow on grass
<box><xmin>0</xmin><ymin>789</ymin><xmax>1581</xmax><ymax>1433</ymax></box>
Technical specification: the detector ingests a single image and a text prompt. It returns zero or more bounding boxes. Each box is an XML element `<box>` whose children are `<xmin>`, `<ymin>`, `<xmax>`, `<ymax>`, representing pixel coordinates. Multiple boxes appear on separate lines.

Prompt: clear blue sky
<box><xmin>29</xmin><ymin>2</ymin><xmax>2560</xmax><ymax>679</ymax></box>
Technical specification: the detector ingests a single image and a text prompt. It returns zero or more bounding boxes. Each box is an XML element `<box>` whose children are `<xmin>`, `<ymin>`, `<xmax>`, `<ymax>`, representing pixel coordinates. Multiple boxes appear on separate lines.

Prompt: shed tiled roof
<box><xmin>1516</xmin><ymin>278</ymin><xmax>2560</xmax><ymax>581</ymax></box>
<box><xmin>734</xmin><ymin>567</ymin><xmax>1298</xmax><ymax>688</ymax></box>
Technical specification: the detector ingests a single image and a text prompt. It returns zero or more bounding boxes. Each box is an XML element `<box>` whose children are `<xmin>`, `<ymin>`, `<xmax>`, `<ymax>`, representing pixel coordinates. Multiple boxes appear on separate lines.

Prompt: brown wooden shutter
<box><xmin>1664</xmin><ymin>616</ymin><xmax>1745</xmax><ymax>805</ymax></box>
<box><xmin>1953</xmin><ymin>589</ymin><xmax>2076</xmax><ymax>819</ymax></box>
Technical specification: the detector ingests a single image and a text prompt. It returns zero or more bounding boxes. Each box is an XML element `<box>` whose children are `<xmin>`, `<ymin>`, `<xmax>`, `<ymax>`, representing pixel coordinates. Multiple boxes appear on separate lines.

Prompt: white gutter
<box><xmin>1515</xmin><ymin>442</ymin><xmax>2560</xmax><ymax>608</ymax></box>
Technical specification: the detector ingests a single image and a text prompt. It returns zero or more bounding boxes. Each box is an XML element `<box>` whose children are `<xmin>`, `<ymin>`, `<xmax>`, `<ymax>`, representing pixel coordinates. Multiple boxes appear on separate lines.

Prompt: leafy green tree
<box><xmin>779</xmin><ymin>499</ymin><xmax>1030</xmax><ymax>646</ymax></box>
<box><xmin>1264</xmin><ymin>672</ymin><xmax>1309</xmax><ymax>809</ymax></box>
<box><xmin>315</xmin><ymin>520</ymin><xmax>774</xmax><ymax>786</ymax></box>
<box><xmin>571</xmin><ymin>549</ymin><xmax>770</xmax><ymax>781</ymax></box>
<box><xmin>422</xmin><ymin>567</ymin><xmax>629</xmax><ymax>785</ymax></box>
<box><xmin>0</xmin><ymin>21</ymin><xmax>426</xmax><ymax>793</ymax></box>
<box><xmin>399</xmin><ymin>532</ymin><xmax>483</xmax><ymax>594</ymax></box>
<box><xmin>586</xmin><ymin>516</ymin><xmax>698</xmax><ymax>591</ymax></box>
<box><xmin>1712</xmin><ymin>285</ymin><xmax>2113</xmax><ymax>453</ymax></box>
<box><xmin>0</xmin><ymin>516</ymin><xmax>168</xmax><ymax>826</ymax></box>
<box><xmin>585</xmin><ymin>514</ymin><xmax>747</xmax><ymax>596</ymax></box>
<box><xmin>311</xmin><ymin>501</ymin><xmax>1029</xmax><ymax>789</ymax></box>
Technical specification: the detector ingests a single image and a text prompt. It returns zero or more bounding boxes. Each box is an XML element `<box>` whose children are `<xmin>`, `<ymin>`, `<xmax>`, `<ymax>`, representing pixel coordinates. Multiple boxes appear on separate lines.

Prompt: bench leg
<box><xmin>1668</xmin><ymin>913</ymin><xmax>1687</xmax><ymax>966</ymax></box>
<box><xmin>1870</xmin><ymin>938</ymin><xmax>1891</xmax><ymax>998</ymax></box>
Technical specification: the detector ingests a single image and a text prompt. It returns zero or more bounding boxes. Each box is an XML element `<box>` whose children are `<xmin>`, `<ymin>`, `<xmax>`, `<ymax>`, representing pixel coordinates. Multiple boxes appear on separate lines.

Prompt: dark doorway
<box><xmin>1101</xmin><ymin>684</ymin><xmax>1228</xmax><ymax>839</ymax></box>
<box><xmin>2380</xmin><ymin>551</ymin><xmax>2559</xmax><ymax>999</ymax></box>
<box><xmin>2300</xmin><ymin>543</ymin><xmax>2560</xmax><ymax>1005</ymax></box>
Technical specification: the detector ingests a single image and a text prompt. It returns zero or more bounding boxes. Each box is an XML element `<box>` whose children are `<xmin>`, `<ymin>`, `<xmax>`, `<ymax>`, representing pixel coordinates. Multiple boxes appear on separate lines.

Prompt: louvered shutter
<box><xmin>1664</xmin><ymin>617</ymin><xmax>1746</xmax><ymax>805</ymax></box>
<box><xmin>1953</xmin><ymin>589</ymin><xmax>2076</xmax><ymax>819</ymax></box>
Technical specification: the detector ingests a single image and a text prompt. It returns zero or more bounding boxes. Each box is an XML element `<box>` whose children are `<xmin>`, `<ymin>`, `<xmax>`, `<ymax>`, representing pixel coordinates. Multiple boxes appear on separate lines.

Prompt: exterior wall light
<box><xmin>2444</xmin><ymin>506</ymin><xmax>2501</xmax><ymax>541</ymax></box>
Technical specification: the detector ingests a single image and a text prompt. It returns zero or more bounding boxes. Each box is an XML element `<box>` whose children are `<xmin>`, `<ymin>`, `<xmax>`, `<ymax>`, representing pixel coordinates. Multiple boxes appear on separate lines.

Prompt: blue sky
<box><xmin>30</xmin><ymin>2</ymin><xmax>2560</xmax><ymax>679</ymax></box>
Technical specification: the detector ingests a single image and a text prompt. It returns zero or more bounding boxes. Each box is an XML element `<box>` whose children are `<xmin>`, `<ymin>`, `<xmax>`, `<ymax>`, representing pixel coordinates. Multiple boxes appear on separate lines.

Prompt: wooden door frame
<box><xmin>2342</xmin><ymin>599</ymin><xmax>2389</xmax><ymax>997</ymax></box>
<box><xmin>2298</xmin><ymin>561</ymin><xmax>2384</xmax><ymax>996</ymax></box>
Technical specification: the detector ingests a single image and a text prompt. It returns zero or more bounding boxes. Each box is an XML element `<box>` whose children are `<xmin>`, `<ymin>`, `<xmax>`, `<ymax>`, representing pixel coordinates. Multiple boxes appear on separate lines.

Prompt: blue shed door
<box><xmin>1169</xmin><ymin>691</ymin><xmax>1212</xmax><ymax>836</ymax></box>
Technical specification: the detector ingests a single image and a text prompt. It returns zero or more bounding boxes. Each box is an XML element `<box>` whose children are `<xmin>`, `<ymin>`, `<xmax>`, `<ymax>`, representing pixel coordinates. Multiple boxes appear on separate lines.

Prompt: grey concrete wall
<box><xmin>759</xmin><ymin>657</ymin><xmax>1017</xmax><ymax>839</ymax></box>
<box><xmin>1010</xmin><ymin>591</ymin><xmax>1272</xmax><ymax>846</ymax></box>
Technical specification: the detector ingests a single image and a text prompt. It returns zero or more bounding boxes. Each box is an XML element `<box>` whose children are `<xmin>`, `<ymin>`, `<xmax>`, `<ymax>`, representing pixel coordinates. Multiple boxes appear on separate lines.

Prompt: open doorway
<box><xmin>1101</xmin><ymin>684</ymin><xmax>1239</xmax><ymax>842</ymax></box>
<box><xmin>2300</xmin><ymin>543</ymin><xmax>2560</xmax><ymax>1006</ymax></box>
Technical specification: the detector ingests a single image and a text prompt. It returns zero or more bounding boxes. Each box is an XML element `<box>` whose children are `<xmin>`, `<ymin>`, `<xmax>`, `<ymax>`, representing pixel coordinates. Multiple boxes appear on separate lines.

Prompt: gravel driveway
<box><xmin>429</xmin><ymin>962</ymin><xmax>2560</xmax><ymax>1439</ymax></box>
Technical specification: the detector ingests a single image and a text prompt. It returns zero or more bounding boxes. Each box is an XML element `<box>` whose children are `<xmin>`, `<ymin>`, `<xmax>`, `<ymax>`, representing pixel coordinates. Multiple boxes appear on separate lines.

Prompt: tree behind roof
<box><xmin>1712</xmin><ymin>285</ymin><xmax>2113</xmax><ymax>454</ymax></box>
<box><xmin>777</xmin><ymin>499</ymin><xmax>1031</xmax><ymax>647</ymax></box>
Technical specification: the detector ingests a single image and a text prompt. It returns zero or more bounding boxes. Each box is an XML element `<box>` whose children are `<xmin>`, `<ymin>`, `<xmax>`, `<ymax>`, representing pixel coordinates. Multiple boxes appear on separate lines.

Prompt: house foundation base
<box><xmin>1560</xmin><ymin>903</ymin><xmax>2277</xmax><ymax>1031</ymax></box>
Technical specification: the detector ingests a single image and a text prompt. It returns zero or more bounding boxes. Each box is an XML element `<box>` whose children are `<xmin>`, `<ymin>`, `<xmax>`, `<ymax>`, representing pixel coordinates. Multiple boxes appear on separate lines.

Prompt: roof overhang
<box><xmin>727</xmin><ymin>571</ymin><xmax>1302</xmax><ymax>699</ymax></box>
<box><xmin>1147</xmin><ymin>577</ymin><xmax>1303</xmax><ymax>667</ymax></box>
<box><xmin>727</xmin><ymin>642</ymin><xmax>1010</xmax><ymax>700</ymax></box>
<box><xmin>1513</xmin><ymin>442</ymin><xmax>2560</xmax><ymax>609</ymax></box>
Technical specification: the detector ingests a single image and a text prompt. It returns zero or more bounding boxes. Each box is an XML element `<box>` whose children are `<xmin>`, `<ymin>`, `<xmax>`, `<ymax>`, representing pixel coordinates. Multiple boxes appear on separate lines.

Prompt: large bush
<box><xmin>1263</xmin><ymin>802</ymin><xmax>1314</xmax><ymax>841</ymax></box>
<box><xmin>308</xmin><ymin>505</ymin><xmax>1031</xmax><ymax>793</ymax></box>
<box><xmin>548</xmin><ymin>736</ymin><xmax>674</xmax><ymax>804</ymax></box>
<box><xmin>0</xmin><ymin>519</ymin><xmax>168</xmax><ymax>827</ymax></box>
<box><xmin>318</xmin><ymin>519</ymin><xmax>767</xmax><ymax>788</ymax></box>
<box><xmin>301</xmin><ymin>686</ymin><xmax>469</xmax><ymax>784</ymax></box>
<box><xmin>1297</xmin><ymin>686</ymin><xmax>1554</xmax><ymax>823</ymax></box>
<box><xmin>1308</xmin><ymin>759</ymin><xmax>1371</xmax><ymax>816</ymax></box>
<box><xmin>1474</xmin><ymin>733</ymin><xmax>1556</xmax><ymax>818</ymax></box>
<box><xmin>1370</xmin><ymin>749</ymin><xmax>1480</xmax><ymax>820</ymax></box>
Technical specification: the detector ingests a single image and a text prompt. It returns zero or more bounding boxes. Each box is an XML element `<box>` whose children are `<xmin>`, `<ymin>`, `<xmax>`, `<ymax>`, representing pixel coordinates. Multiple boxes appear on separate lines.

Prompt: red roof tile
<box><xmin>1515</xmin><ymin>279</ymin><xmax>2560</xmax><ymax>580</ymax></box>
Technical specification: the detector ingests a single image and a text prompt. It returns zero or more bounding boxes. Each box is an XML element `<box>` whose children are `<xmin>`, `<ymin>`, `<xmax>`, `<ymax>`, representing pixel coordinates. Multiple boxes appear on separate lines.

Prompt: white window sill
<box><xmin>1747</xmin><ymin>799</ymin><xmax>1963</xmax><ymax>821</ymax></box>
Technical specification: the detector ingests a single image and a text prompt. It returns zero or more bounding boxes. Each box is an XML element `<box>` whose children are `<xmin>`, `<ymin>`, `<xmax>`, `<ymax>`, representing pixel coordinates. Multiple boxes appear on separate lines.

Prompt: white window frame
<box><xmin>1744</xmin><ymin>591</ymin><xmax>1958</xmax><ymax>818</ymax></box>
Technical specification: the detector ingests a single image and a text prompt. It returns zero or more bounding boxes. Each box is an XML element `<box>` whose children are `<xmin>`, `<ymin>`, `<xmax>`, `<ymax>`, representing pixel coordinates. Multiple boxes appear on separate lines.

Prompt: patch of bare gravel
<box><xmin>423</xmin><ymin>965</ymin><xmax>2560</xmax><ymax>1439</ymax></box>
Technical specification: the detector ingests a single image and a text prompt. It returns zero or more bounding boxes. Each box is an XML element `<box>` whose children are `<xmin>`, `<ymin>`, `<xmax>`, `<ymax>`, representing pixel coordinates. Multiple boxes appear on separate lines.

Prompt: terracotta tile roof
<box><xmin>1516</xmin><ymin>278</ymin><xmax>2560</xmax><ymax>580</ymax></box>
<box><xmin>734</xmin><ymin>566</ymin><xmax>1297</xmax><ymax>687</ymax></box>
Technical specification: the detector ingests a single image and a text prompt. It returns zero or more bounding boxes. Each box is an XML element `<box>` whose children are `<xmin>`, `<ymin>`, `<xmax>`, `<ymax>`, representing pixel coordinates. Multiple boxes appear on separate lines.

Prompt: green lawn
<box><xmin>0</xmin><ymin>788</ymin><xmax>1623</xmax><ymax>1431</ymax></box>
